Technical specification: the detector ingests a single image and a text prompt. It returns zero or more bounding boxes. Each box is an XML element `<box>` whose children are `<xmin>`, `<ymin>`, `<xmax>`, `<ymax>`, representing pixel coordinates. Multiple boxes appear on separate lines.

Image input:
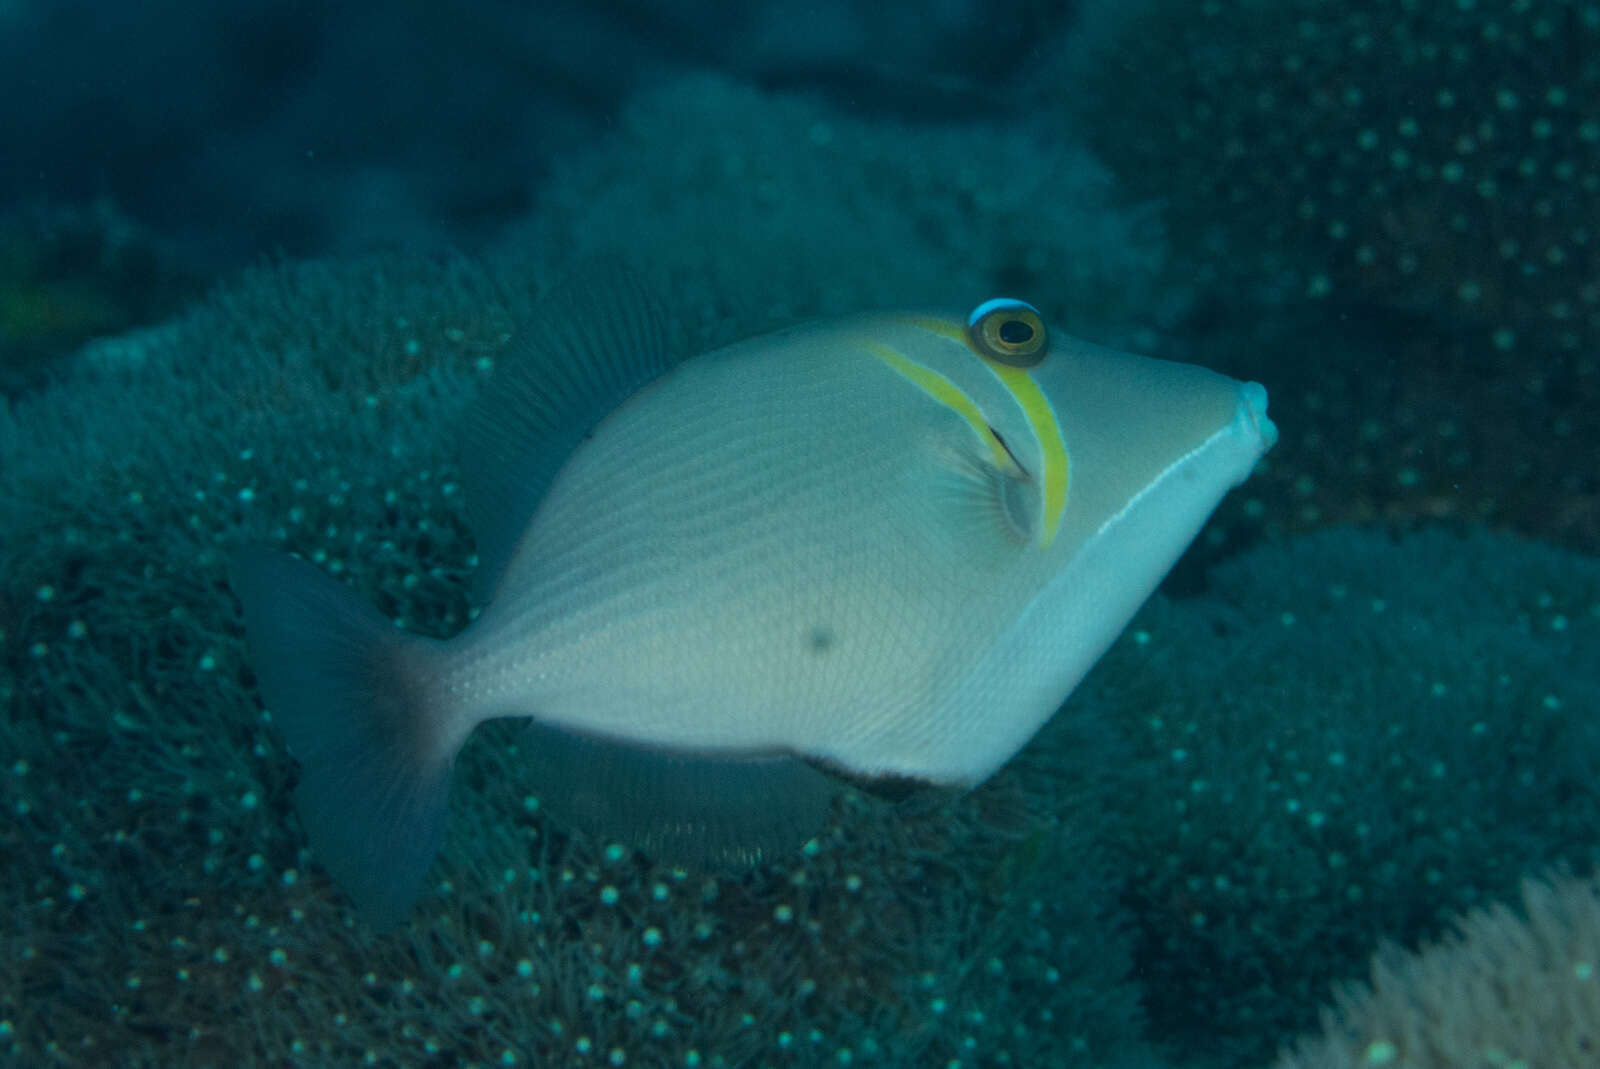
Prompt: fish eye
<box><xmin>966</xmin><ymin>299</ymin><xmax>1047</xmax><ymax>367</ymax></box>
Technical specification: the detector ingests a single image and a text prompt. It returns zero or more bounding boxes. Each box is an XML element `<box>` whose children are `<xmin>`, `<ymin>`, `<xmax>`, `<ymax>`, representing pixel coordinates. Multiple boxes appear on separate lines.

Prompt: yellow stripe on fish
<box><xmin>873</xmin><ymin>305</ymin><xmax>1071</xmax><ymax>547</ymax></box>
<box><xmin>983</xmin><ymin>361</ymin><xmax>1069</xmax><ymax>548</ymax></box>
<box><xmin>860</xmin><ymin>340</ymin><xmax>1023</xmax><ymax>478</ymax></box>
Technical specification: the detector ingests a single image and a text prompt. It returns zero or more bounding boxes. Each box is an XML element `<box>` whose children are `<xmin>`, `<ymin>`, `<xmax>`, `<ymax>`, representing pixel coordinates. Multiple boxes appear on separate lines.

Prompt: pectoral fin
<box><xmin>911</xmin><ymin>421</ymin><xmax>1043</xmax><ymax>578</ymax></box>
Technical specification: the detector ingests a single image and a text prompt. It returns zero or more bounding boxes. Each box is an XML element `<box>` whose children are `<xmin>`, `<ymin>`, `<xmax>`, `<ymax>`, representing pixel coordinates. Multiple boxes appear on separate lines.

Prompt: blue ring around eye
<box><xmin>967</xmin><ymin>298</ymin><xmax>1041</xmax><ymax>330</ymax></box>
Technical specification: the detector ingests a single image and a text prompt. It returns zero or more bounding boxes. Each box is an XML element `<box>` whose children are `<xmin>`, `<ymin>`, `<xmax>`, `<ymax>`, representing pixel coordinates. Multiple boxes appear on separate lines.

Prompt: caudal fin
<box><xmin>229</xmin><ymin>548</ymin><xmax>453</xmax><ymax>928</ymax></box>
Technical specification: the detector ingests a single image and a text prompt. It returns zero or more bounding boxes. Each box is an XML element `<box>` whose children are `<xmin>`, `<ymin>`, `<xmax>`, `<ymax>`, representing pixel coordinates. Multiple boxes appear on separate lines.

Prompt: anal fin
<box><xmin>518</xmin><ymin>719</ymin><xmax>837</xmax><ymax>867</ymax></box>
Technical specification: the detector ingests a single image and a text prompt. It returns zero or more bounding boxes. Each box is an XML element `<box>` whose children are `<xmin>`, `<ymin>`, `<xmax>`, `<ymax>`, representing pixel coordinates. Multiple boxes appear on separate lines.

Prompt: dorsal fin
<box><xmin>460</xmin><ymin>269</ymin><xmax>675</xmax><ymax>602</ymax></box>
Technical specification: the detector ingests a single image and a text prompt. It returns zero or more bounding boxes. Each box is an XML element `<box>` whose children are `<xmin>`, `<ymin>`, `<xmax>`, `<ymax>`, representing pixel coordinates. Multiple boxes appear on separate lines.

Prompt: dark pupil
<box><xmin>998</xmin><ymin>319</ymin><xmax>1034</xmax><ymax>345</ymax></box>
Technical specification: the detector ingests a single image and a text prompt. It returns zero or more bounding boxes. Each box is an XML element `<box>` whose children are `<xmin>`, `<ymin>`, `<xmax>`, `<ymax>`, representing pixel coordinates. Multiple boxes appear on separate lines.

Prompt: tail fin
<box><xmin>229</xmin><ymin>548</ymin><xmax>453</xmax><ymax>929</ymax></box>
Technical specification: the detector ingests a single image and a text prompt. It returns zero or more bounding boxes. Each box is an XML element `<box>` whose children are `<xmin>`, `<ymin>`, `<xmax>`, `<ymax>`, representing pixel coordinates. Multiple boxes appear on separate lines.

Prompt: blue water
<box><xmin>2</xmin><ymin>2</ymin><xmax>1597</xmax><ymax>1066</ymax></box>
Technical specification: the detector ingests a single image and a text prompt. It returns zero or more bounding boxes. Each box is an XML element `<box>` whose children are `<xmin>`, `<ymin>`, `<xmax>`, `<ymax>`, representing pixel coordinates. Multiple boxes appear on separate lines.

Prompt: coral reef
<box><xmin>1275</xmin><ymin>871</ymin><xmax>1600</xmax><ymax>1069</ymax></box>
<box><xmin>1071</xmin><ymin>0</ymin><xmax>1600</xmax><ymax>550</ymax></box>
<box><xmin>1078</xmin><ymin>0</ymin><xmax>1600</xmax><ymax>357</ymax></box>
<box><xmin>1085</xmin><ymin>526</ymin><xmax>1600</xmax><ymax>1067</ymax></box>
<box><xmin>0</xmin><ymin>0</ymin><xmax>1063</xmax><ymax>261</ymax></box>
<box><xmin>506</xmin><ymin>74</ymin><xmax>1185</xmax><ymax>355</ymax></box>
<box><xmin>6</xmin><ymin>253</ymin><xmax>1595</xmax><ymax>1067</ymax></box>
<box><xmin>0</xmin><ymin>255</ymin><xmax>1152</xmax><ymax>1068</ymax></box>
<box><xmin>3</xmin><ymin>35</ymin><xmax>1596</xmax><ymax>1061</ymax></box>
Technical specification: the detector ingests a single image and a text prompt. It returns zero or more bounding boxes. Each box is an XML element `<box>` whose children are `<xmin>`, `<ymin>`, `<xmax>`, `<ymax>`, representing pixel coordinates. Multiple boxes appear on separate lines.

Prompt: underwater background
<box><xmin>2</xmin><ymin>1</ymin><xmax>1598</xmax><ymax>1066</ymax></box>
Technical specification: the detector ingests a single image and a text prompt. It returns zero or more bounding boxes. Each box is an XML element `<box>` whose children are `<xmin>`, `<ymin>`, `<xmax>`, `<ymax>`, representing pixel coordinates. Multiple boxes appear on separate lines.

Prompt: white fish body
<box><xmin>231</xmin><ymin>282</ymin><xmax>1277</xmax><ymax>925</ymax></box>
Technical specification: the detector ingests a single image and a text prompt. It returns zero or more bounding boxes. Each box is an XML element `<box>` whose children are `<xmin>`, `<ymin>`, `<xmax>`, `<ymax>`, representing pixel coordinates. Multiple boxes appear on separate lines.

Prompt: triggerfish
<box><xmin>230</xmin><ymin>276</ymin><xmax>1278</xmax><ymax>927</ymax></box>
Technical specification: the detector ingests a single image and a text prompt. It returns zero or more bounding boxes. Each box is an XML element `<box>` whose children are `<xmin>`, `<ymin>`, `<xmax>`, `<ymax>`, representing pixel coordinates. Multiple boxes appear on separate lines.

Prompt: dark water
<box><xmin>2</xmin><ymin>2</ymin><xmax>1596</xmax><ymax>1066</ymax></box>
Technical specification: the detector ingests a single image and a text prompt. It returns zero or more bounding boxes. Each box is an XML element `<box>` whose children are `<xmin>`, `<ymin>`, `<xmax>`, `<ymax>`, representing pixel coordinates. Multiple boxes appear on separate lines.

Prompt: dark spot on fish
<box><xmin>806</xmin><ymin>626</ymin><xmax>834</xmax><ymax>654</ymax></box>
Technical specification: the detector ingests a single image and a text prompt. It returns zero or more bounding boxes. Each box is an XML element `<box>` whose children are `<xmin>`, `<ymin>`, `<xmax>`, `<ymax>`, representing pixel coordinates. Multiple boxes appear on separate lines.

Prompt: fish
<box><xmin>229</xmin><ymin>275</ymin><xmax>1278</xmax><ymax>927</ymax></box>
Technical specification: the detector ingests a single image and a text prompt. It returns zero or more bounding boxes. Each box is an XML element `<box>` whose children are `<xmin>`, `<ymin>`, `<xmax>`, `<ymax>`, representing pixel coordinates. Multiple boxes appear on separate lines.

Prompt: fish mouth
<box><xmin>1237</xmin><ymin>381</ymin><xmax>1279</xmax><ymax>452</ymax></box>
